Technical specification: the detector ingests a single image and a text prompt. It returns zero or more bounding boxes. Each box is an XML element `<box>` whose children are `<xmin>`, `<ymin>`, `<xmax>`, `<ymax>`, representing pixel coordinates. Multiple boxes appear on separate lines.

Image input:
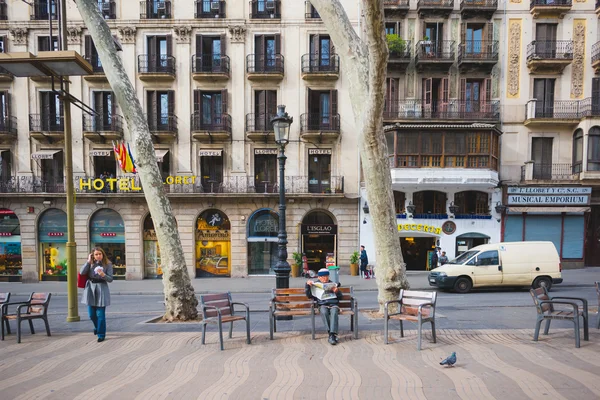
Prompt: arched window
<box><xmin>572</xmin><ymin>129</ymin><xmax>583</xmax><ymax>173</ymax></box>
<box><xmin>588</xmin><ymin>127</ymin><xmax>600</xmax><ymax>171</ymax></box>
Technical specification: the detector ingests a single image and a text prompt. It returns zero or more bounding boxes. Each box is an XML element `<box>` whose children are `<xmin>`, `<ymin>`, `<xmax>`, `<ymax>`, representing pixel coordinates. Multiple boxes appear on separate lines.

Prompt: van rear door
<box><xmin>472</xmin><ymin>250</ymin><xmax>502</xmax><ymax>286</ymax></box>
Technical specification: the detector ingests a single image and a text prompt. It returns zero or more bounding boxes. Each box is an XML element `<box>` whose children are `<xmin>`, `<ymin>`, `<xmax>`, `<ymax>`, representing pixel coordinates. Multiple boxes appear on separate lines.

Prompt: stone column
<box><xmin>67</xmin><ymin>26</ymin><xmax>85</xmax><ymax>174</ymax></box>
<box><xmin>174</xmin><ymin>26</ymin><xmax>193</xmax><ymax>174</ymax></box>
<box><xmin>228</xmin><ymin>25</ymin><xmax>247</xmax><ymax>174</ymax></box>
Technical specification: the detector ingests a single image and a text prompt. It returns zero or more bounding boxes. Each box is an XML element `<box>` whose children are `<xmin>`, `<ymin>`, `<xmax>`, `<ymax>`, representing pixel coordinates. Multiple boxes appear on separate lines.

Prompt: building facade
<box><xmin>498</xmin><ymin>0</ymin><xmax>600</xmax><ymax>268</ymax></box>
<box><xmin>0</xmin><ymin>0</ymin><xmax>361</xmax><ymax>282</ymax></box>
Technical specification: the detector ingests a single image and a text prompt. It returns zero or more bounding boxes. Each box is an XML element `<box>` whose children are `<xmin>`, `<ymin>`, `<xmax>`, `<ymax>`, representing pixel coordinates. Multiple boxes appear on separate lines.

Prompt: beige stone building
<box><xmin>498</xmin><ymin>0</ymin><xmax>600</xmax><ymax>268</ymax></box>
<box><xmin>0</xmin><ymin>0</ymin><xmax>361</xmax><ymax>282</ymax></box>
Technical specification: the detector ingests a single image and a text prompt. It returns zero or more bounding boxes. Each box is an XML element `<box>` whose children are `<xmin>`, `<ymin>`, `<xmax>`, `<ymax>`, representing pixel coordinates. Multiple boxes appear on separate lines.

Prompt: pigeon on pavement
<box><xmin>440</xmin><ymin>352</ymin><xmax>457</xmax><ymax>367</ymax></box>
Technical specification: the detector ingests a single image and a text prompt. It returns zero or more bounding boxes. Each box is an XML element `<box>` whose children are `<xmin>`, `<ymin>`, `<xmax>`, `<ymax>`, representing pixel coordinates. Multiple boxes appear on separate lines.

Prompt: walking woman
<box><xmin>80</xmin><ymin>247</ymin><xmax>113</xmax><ymax>342</ymax></box>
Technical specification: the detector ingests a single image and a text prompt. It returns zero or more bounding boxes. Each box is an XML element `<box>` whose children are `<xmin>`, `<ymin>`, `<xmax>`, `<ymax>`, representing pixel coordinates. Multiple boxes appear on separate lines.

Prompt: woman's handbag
<box><xmin>77</xmin><ymin>272</ymin><xmax>88</xmax><ymax>288</ymax></box>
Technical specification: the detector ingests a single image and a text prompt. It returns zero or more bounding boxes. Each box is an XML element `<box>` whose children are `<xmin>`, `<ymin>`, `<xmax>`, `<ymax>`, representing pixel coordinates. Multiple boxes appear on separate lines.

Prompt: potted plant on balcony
<box><xmin>291</xmin><ymin>251</ymin><xmax>302</xmax><ymax>277</ymax></box>
<box><xmin>350</xmin><ymin>251</ymin><xmax>360</xmax><ymax>276</ymax></box>
<box><xmin>386</xmin><ymin>34</ymin><xmax>406</xmax><ymax>58</ymax></box>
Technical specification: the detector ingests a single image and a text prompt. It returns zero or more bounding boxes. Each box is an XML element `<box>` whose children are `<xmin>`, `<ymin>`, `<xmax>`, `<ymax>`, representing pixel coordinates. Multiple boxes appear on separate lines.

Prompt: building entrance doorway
<box><xmin>301</xmin><ymin>211</ymin><xmax>337</xmax><ymax>273</ymax></box>
<box><xmin>400</xmin><ymin>237</ymin><xmax>437</xmax><ymax>271</ymax></box>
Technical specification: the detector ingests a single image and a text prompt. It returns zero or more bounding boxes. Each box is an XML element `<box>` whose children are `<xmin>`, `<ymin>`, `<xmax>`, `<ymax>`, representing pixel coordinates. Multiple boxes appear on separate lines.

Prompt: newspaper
<box><xmin>310</xmin><ymin>282</ymin><xmax>338</xmax><ymax>301</ymax></box>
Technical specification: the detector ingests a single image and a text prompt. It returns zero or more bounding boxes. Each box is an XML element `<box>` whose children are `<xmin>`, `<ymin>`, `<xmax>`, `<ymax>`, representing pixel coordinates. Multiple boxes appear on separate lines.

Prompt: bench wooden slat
<box><xmin>403</xmin><ymin>298</ymin><xmax>433</xmax><ymax>307</ymax></box>
<box><xmin>275</xmin><ymin>303</ymin><xmax>314</xmax><ymax>309</ymax></box>
<box><xmin>401</xmin><ymin>290</ymin><xmax>435</xmax><ymax>298</ymax></box>
<box><xmin>273</xmin><ymin>295</ymin><xmax>311</xmax><ymax>302</ymax></box>
<box><xmin>273</xmin><ymin>289</ymin><xmax>306</xmax><ymax>295</ymax></box>
<box><xmin>272</xmin><ymin>310</ymin><xmax>313</xmax><ymax>316</ymax></box>
<box><xmin>201</xmin><ymin>293</ymin><xmax>230</xmax><ymax>302</ymax></box>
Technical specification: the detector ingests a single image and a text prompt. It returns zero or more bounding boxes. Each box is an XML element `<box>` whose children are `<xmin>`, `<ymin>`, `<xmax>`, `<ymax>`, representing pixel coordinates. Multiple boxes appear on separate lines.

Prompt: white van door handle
<box><xmin>498</xmin><ymin>266</ymin><xmax>502</xmax><ymax>271</ymax></box>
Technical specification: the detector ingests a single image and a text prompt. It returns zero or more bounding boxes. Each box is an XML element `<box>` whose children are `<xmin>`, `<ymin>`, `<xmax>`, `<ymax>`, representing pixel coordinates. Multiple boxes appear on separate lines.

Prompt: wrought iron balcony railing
<box><xmin>147</xmin><ymin>114</ymin><xmax>177</xmax><ymax>133</ymax></box>
<box><xmin>417</xmin><ymin>0</ymin><xmax>454</xmax><ymax>7</ymax></box>
<box><xmin>579</xmin><ymin>97</ymin><xmax>600</xmax><ymax>117</ymax></box>
<box><xmin>521</xmin><ymin>163</ymin><xmax>577</xmax><ymax>181</ymax></box>
<box><xmin>458</xmin><ymin>41</ymin><xmax>499</xmax><ymax>62</ymax></box>
<box><xmin>29</xmin><ymin>114</ymin><xmax>64</xmax><ymax>132</ymax></box>
<box><xmin>384</xmin><ymin>100</ymin><xmax>500</xmax><ymax>120</ymax></box>
<box><xmin>195</xmin><ymin>0</ymin><xmax>226</xmax><ymax>18</ymax></box>
<box><xmin>246</xmin><ymin>54</ymin><xmax>284</xmax><ymax>74</ymax></box>
<box><xmin>84</xmin><ymin>53</ymin><xmax>104</xmax><ymax>73</ymax></box>
<box><xmin>301</xmin><ymin>54</ymin><xmax>340</xmax><ymax>74</ymax></box>
<box><xmin>305</xmin><ymin>1</ymin><xmax>320</xmax><ymax>19</ymax></box>
<box><xmin>140</xmin><ymin>1</ymin><xmax>172</xmax><ymax>19</ymax></box>
<box><xmin>389</xmin><ymin>41</ymin><xmax>412</xmax><ymax>61</ymax></box>
<box><xmin>384</xmin><ymin>0</ymin><xmax>410</xmax><ymax>7</ymax></box>
<box><xmin>83</xmin><ymin>114</ymin><xmax>124</xmax><ymax>133</ymax></box>
<box><xmin>460</xmin><ymin>0</ymin><xmax>498</xmax><ymax>9</ymax></box>
<box><xmin>138</xmin><ymin>55</ymin><xmax>176</xmax><ymax>75</ymax></box>
<box><xmin>191</xmin><ymin>112</ymin><xmax>232</xmax><ymax>133</ymax></box>
<box><xmin>300</xmin><ymin>113</ymin><xmax>341</xmax><ymax>132</ymax></box>
<box><xmin>249</xmin><ymin>0</ymin><xmax>280</xmax><ymax>18</ymax></box>
<box><xmin>30</xmin><ymin>0</ymin><xmax>57</xmax><ymax>20</ymax></box>
<box><xmin>530</xmin><ymin>0</ymin><xmax>572</xmax><ymax>8</ymax></box>
<box><xmin>0</xmin><ymin>116</ymin><xmax>17</xmax><ymax>135</ymax></box>
<box><xmin>191</xmin><ymin>54</ymin><xmax>230</xmax><ymax>75</ymax></box>
<box><xmin>592</xmin><ymin>42</ymin><xmax>600</xmax><ymax>64</ymax></box>
<box><xmin>245</xmin><ymin>113</ymin><xmax>276</xmax><ymax>132</ymax></box>
<box><xmin>416</xmin><ymin>40</ymin><xmax>455</xmax><ymax>61</ymax></box>
<box><xmin>0</xmin><ymin>0</ymin><xmax>7</xmax><ymax>20</ymax></box>
<box><xmin>97</xmin><ymin>0</ymin><xmax>116</xmax><ymax>19</ymax></box>
<box><xmin>526</xmin><ymin>100</ymin><xmax>581</xmax><ymax>119</ymax></box>
<box><xmin>527</xmin><ymin>40</ymin><xmax>573</xmax><ymax>60</ymax></box>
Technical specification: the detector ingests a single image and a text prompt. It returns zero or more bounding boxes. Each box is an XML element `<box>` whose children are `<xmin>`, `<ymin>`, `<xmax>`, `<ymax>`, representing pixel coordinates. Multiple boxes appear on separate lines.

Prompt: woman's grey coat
<box><xmin>80</xmin><ymin>262</ymin><xmax>113</xmax><ymax>307</ymax></box>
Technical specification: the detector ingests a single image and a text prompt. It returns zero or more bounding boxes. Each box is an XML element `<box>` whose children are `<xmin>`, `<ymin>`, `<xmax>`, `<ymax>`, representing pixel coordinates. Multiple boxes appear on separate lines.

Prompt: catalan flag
<box><xmin>112</xmin><ymin>141</ymin><xmax>137</xmax><ymax>174</ymax></box>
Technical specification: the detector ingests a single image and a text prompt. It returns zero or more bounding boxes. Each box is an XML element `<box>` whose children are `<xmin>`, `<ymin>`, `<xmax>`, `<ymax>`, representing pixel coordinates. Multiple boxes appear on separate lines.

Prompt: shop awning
<box><xmin>31</xmin><ymin>150</ymin><xmax>62</xmax><ymax>160</ymax></box>
<box><xmin>90</xmin><ymin>150</ymin><xmax>113</xmax><ymax>157</ymax></box>
<box><xmin>155</xmin><ymin>149</ymin><xmax>169</xmax><ymax>162</ymax></box>
<box><xmin>457</xmin><ymin>232</ymin><xmax>490</xmax><ymax>239</ymax></box>
<box><xmin>198</xmin><ymin>149</ymin><xmax>223</xmax><ymax>157</ymax></box>
<box><xmin>509</xmin><ymin>206</ymin><xmax>591</xmax><ymax>213</ymax></box>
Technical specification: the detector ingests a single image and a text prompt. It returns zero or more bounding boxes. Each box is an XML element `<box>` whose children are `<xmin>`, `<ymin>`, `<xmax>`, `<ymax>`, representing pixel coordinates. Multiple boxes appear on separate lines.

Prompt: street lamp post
<box><xmin>271</xmin><ymin>105</ymin><xmax>293</xmax><ymax>289</ymax></box>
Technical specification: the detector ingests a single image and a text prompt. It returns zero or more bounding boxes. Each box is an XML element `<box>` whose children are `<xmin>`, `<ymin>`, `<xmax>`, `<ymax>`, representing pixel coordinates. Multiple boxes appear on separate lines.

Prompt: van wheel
<box><xmin>532</xmin><ymin>276</ymin><xmax>552</xmax><ymax>291</ymax></box>
<box><xmin>454</xmin><ymin>277</ymin><xmax>473</xmax><ymax>294</ymax></box>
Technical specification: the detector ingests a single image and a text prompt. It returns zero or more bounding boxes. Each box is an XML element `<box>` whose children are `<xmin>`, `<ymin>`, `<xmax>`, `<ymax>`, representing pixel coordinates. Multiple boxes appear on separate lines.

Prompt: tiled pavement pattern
<box><xmin>1</xmin><ymin>329</ymin><xmax>599</xmax><ymax>400</ymax></box>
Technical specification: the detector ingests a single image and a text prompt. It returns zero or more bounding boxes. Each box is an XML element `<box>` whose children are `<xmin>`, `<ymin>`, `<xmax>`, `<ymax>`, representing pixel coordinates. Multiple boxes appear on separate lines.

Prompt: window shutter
<box><xmin>441</xmin><ymin>77</ymin><xmax>449</xmax><ymax>103</ymax></box>
<box><xmin>84</xmin><ymin>35</ymin><xmax>92</xmax><ymax>57</ymax></box>
<box><xmin>221</xmin><ymin>89</ymin><xmax>228</xmax><ymax>113</ymax></box>
<box><xmin>460</xmin><ymin>78</ymin><xmax>466</xmax><ymax>101</ymax></box>
<box><xmin>193</xmin><ymin>90</ymin><xmax>201</xmax><ymax>114</ymax></box>
<box><xmin>460</xmin><ymin>23</ymin><xmax>466</xmax><ymax>45</ymax></box>
<box><xmin>94</xmin><ymin>91</ymin><xmax>103</xmax><ymax>116</ymax></box>
<box><xmin>255</xmin><ymin>35</ymin><xmax>264</xmax><ymax>55</ymax></box>
<box><xmin>267</xmin><ymin>90</ymin><xmax>277</xmax><ymax>115</ymax></box>
<box><xmin>167</xmin><ymin>90</ymin><xmax>175</xmax><ymax>116</ymax></box>
<box><xmin>110</xmin><ymin>92</ymin><xmax>117</xmax><ymax>116</ymax></box>
<box><xmin>423</xmin><ymin>78</ymin><xmax>432</xmax><ymax>106</ymax></box>
<box><xmin>414</xmin><ymin>192</ymin><xmax>424</xmax><ymax>214</ymax></box>
<box><xmin>331</xmin><ymin>89</ymin><xmax>338</xmax><ymax>115</ymax></box>
<box><xmin>196</xmin><ymin>34</ymin><xmax>203</xmax><ymax>57</ymax></box>
<box><xmin>149</xmin><ymin>91</ymin><xmax>158</xmax><ymax>121</ymax></box>
<box><xmin>311</xmin><ymin>34</ymin><xmax>319</xmax><ymax>55</ymax></box>
<box><xmin>275</xmin><ymin>34</ymin><xmax>281</xmax><ymax>55</ymax></box>
<box><xmin>147</xmin><ymin>36</ymin><xmax>156</xmax><ymax>59</ymax></box>
<box><xmin>256</xmin><ymin>90</ymin><xmax>266</xmax><ymax>116</ymax></box>
<box><xmin>592</xmin><ymin>78</ymin><xmax>600</xmax><ymax>99</ymax></box>
<box><xmin>220</xmin><ymin>33</ymin><xmax>226</xmax><ymax>55</ymax></box>
<box><xmin>166</xmin><ymin>35</ymin><xmax>173</xmax><ymax>57</ymax></box>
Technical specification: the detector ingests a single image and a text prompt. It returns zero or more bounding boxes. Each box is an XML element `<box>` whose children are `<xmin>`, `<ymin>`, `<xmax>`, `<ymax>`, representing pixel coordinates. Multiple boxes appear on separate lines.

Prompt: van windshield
<box><xmin>448</xmin><ymin>250</ymin><xmax>479</xmax><ymax>265</ymax></box>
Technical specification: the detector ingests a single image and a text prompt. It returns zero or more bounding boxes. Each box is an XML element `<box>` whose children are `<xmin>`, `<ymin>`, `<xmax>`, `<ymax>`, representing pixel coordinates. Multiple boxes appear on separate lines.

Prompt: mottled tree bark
<box><xmin>75</xmin><ymin>0</ymin><xmax>198</xmax><ymax>320</ymax></box>
<box><xmin>311</xmin><ymin>0</ymin><xmax>409</xmax><ymax>312</ymax></box>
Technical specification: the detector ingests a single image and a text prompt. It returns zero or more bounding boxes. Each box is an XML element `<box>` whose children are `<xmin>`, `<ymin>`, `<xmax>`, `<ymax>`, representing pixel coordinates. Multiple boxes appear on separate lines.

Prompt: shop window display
<box><xmin>38</xmin><ymin>209</ymin><xmax>68</xmax><ymax>281</ymax></box>
<box><xmin>90</xmin><ymin>209</ymin><xmax>126</xmax><ymax>279</ymax></box>
<box><xmin>142</xmin><ymin>214</ymin><xmax>175</xmax><ymax>279</ymax></box>
<box><xmin>0</xmin><ymin>209</ymin><xmax>22</xmax><ymax>282</ymax></box>
<box><xmin>195</xmin><ymin>209</ymin><xmax>231</xmax><ymax>278</ymax></box>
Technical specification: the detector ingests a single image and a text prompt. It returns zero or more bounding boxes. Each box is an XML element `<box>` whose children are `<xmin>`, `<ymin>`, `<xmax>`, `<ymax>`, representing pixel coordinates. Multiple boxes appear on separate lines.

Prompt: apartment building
<box><xmin>361</xmin><ymin>0</ymin><xmax>504</xmax><ymax>269</ymax></box>
<box><xmin>0</xmin><ymin>0</ymin><xmax>361</xmax><ymax>282</ymax></box>
<box><xmin>499</xmin><ymin>0</ymin><xmax>600</xmax><ymax>268</ymax></box>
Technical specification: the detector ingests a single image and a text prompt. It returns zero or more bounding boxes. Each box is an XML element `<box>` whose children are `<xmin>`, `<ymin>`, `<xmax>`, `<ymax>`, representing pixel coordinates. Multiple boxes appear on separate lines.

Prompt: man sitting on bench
<box><xmin>306</xmin><ymin>268</ymin><xmax>342</xmax><ymax>345</ymax></box>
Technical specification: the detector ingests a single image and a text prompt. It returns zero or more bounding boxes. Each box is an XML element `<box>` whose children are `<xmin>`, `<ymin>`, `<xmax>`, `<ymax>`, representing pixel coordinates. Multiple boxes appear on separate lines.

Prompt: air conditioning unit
<box><xmin>157</xmin><ymin>2</ymin><xmax>166</xmax><ymax>10</ymax></box>
<box><xmin>102</xmin><ymin>2</ymin><xmax>110</xmax><ymax>10</ymax></box>
<box><xmin>210</xmin><ymin>1</ymin><xmax>220</xmax><ymax>10</ymax></box>
<box><xmin>265</xmin><ymin>1</ymin><xmax>275</xmax><ymax>10</ymax></box>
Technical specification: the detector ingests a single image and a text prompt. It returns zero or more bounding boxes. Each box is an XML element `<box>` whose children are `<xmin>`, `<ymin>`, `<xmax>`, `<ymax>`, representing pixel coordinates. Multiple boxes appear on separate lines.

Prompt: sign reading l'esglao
<box><xmin>301</xmin><ymin>224</ymin><xmax>337</xmax><ymax>235</ymax></box>
<box><xmin>507</xmin><ymin>187</ymin><xmax>591</xmax><ymax>194</ymax></box>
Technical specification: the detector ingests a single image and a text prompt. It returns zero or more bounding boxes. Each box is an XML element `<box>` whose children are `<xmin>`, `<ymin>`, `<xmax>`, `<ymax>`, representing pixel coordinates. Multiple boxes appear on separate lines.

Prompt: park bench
<box><xmin>199</xmin><ymin>292</ymin><xmax>251</xmax><ymax>351</ymax></box>
<box><xmin>384</xmin><ymin>289</ymin><xmax>437</xmax><ymax>351</ymax></box>
<box><xmin>1</xmin><ymin>292</ymin><xmax>52</xmax><ymax>343</ymax></box>
<box><xmin>530</xmin><ymin>287</ymin><xmax>589</xmax><ymax>348</ymax></box>
<box><xmin>269</xmin><ymin>287</ymin><xmax>358</xmax><ymax>340</ymax></box>
<box><xmin>596</xmin><ymin>282</ymin><xmax>599</xmax><ymax>329</ymax></box>
<box><xmin>0</xmin><ymin>292</ymin><xmax>10</xmax><ymax>335</ymax></box>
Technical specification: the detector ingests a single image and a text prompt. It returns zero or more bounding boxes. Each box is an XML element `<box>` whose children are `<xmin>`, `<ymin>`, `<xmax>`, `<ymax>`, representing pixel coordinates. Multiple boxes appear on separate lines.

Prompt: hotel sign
<box><xmin>308</xmin><ymin>149</ymin><xmax>332</xmax><ymax>155</ymax></box>
<box><xmin>507</xmin><ymin>187</ymin><xmax>591</xmax><ymax>206</ymax></box>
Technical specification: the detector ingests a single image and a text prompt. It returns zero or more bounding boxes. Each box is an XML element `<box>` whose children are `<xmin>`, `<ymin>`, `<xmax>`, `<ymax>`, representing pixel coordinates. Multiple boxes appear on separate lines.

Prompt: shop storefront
<box><xmin>89</xmin><ymin>209</ymin><xmax>126</xmax><ymax>279</ymax></box>
<box><xmin>504</xmin><ymin>186</ymin><xmax>590</xmax><ymax>268</ymax></box>
<box><xmin>398</xmin><ymin>223</ymin><xmax>441</xmax><ymax>271</ymax></box>
<box><xmin>143</xmin><ymin>214</ymin><xmax>162</xmax><ymax>279</ymax></box>
<box><xmin>300</xmin><ymin>211</ymin><xmax>337</xmax><ymax>272</ymax></box>
<box><xmin>38</xmin><ymin>209</ymin><xmax>68</xmax><ymax>281</ymax></box>
<box><xmin>0</xmin><ymin>208</ymin><xmax>22</xmax><ymax>282</ymax></box>
<box><xmin>195</xmin><ymin>209</ymin><xmax>231</xmax><ymax>278</ymax></box>
<box><xmin>247</xmin><ymin>208</ymin><xmax>278</xmax><ymax>275</ymax></box>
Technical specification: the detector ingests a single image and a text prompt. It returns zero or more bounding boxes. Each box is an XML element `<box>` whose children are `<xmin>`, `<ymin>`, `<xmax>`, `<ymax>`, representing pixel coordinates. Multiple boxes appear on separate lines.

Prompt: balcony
<box><xmin>83</xmin><ymin>54</ymin><xmax>106</xmax><ymax>82</ymax></box>
<box><xmin>30</xmin><ymin>0</ymin><xmax>57</xmax><ymax>20</ymax></box>
<box><xmin>0</xmin><ymin>67</ymin><xmax>13</xmax><ymax>82</ymax></box>
<box><xmin>384</xmin><ymin>99</ymin><xmax>500</xmax><ymax>122</ymax></box>
<box><xmin>138</xmin><ymin>55</ymin><xmax>176</xmax><ymax>81</ymax></box>
<box><xmin>245</xmin><ymin>113</ymin><xmax>275</xmax><ymax>142</ymax></box>
<box><xmin>140</xmin><ymin>1</ymin><xmax>172</xmax><ymax>19</ymax></box>
<box><xmin>593</xmin><ymin>42</ymin><xmax>600</xmax><ymax>74</ymax></box>
<box><xmin>526</xmin><ymin>41</ymin><xmax>573</xmax><ymax>74</ymax></box>
<box><xmin>530</xmin><ymin>0</ymin><xmax>571</xmax><ymax>19</ymax></box>
<box><xmin>191</xmin><ymin>112</ymin><xmax>232</xmax><ymax>142</ymax></box>
<box><xmin>0</xmin><ymin>116</ymin><xmax>17</xmax><ymax>140</ymax></box>
<box><xmin>29</xmin><ymin>114</ymin><xmax>64</xmax><ymax>142</ymax></box>
<box><xmin>246</xmin><ymin>54</ymin><xmax>284</xmax><ymax>81</ymax></box>
<box><xmin>458</xmin><ymin>41</ymin><xmax>498</xmax><ymax>73</ymax></box>
<box><xmin>98</xmin><ymin>1</ymin><xmax>116</xmax><ymax>19</ymax></box>
<box><xmin>195</xmin><ymin>0</ymin><xmax>225</xmax><ymax>18</ymax></box>
<box><xmin>524</xmin><ymin>100</ymin><xmax>581</xmax><ymax>127</ymax></box>
<box><xmin>82</xmin><ymin>115</ymin><xmax>124</xmax><ymax>143</ymax></box>
<box><xmin>0</xmin><ymin>0</ymin><xmax>7</xmax><ymax>20</ymax></box>
<box><xmin>191</xmin><ymin>55</ymin><xmax>230</xmax><ymax>81</ymax></box>
<box><xmin>301</xmin><ymin>54</ymin><xmax>340</xmax><ymax>81</ymax></box>
<box><xmin>388</xmin><ymin>41</ymin><xmax>411</xmax><ymax>71</ymax></box>
<box><xmin>299</xmin><ymin>113</ymin><xmax>341</xmax><ymax>142</ymax></box>
<box><xmin>415</xmin><ymin>41</ymin><xmax>455</xmax><ymax>72</ymax></box>
<box><xmin>417</xmin><ymin>0</ymin><xmax>454</xmax><ymax>18</ymax></box>
<box><xmin>147</xmin><ymin>114</ymin><xmax>177</xmax><ymax>143</ymax></box>
<box><xmin>597</xmin><ymin>0</ymin><xmax>600</xmax><ymax>16</ymax></box>
<box><xmin>249</xmin><ymin>0</ymin><xmax>280</xmax><ymax>19</ymax></box>
<box><xmin>305</xmin><ymin>1</ymin><xmax>320</xmax><ymax>20</ymax></box>
<box><xmin>460</xmin><ymin>0</ymin><xmax>497</xmax><ymax>19</ymax></box>
<box><xmin>384</xmin><ymin>0</ymin><xmax>410</xmax><ymax>17</ymax></box>
<box><xmin>520</xmin><ymin>163</ymin><xmax>577</xmax><ymax>182</ymax></box>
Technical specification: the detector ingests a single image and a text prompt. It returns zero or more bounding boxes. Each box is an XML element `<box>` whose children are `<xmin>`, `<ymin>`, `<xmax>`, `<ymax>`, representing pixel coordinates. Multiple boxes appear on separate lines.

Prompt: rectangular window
<box><xmin>307</xmin><ymin>89</ymin><xmax>338</xmax><ymax>130</ymax></box>
<box><xmin>531</xmin><ymin>137</ymin><xmax>553</xmax><ymax>178</ymax></box>
<box><xmin>193</xmin><ymin>90</ymin><xmax>228</xmax><ymax>129</ymax></box>
<box><xmin>309</xmin><ymin>34</ymin><xmax>333</xmax><ymax>69</ymax></box>
<box><xmin>38</xmin><ymin>36</ymin><xmax>59</xmax><ymax>52</ymax></box>
<box><xmin>195</xmin><ymin>34</ymin><xmax>225</xmax><ymax>72</ymax></box>
<box><xmin>308</xmin><ymin>152</ymin><xmax>331</xmax><ymax>193</ymax></box>
<box><xmin>41</xmin><ymin>152</ymin><xmax>64</xmax><ymax>190</ymax></box>
<box><xmin>254</xmin><ymin>90</ymin><xmax>277</xmax><ymax>130</ymax></box>
<box><xmin>200</xmin><ymin>153</ymin><xmax>224</xmax><ymax>192</ymax></box>
<box><xmin>533</xmin><ymin>78</ymin><xmax>555</xmax><ymax>118</ymax></box>
<box><xmin>254</xmin><ymin>34</ymin><xmax>280</xmax><ymax>71</ymax></box>
<box><xmin>146</xmin><ymin>90</ymin><xmax>174</xmax><ymax>131</ymax></box>
<box><xmin>254</xmin><ymin>154</ymin><xmax>277</xmax><ymax>193</ymax></box>
<box><xmin>146</xmin><ymin>35</ymin><xmax>173</xmax><ymax>72</ymax></box>
<box><xmin>40</xmin><ymin>91</ymin><xmax>63</xmax><ymax>131</ymax></box>
<box><xmin>92</xmin><ymin>91</ymin><xmax>115</xmax><ymax>131</ymax></box>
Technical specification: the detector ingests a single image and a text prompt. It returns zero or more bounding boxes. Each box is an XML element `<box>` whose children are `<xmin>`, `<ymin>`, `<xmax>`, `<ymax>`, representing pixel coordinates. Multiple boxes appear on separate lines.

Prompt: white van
<box><xmin>428</xmin><ymin>241</ymin><xmax>563</xmax><ymax>293</ymax></box>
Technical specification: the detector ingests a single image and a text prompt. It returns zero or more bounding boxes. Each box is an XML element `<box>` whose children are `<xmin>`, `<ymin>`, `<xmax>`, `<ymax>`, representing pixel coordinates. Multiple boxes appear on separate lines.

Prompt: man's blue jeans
<box><xmin>88</xmin><ymin>306</ymin><xmax>106</xmax><ymax>338</ymax></box>
<box><xmin>320</xmin><ymin>305</ymin><xmax>339</xmax><ymax>334</ymax></box>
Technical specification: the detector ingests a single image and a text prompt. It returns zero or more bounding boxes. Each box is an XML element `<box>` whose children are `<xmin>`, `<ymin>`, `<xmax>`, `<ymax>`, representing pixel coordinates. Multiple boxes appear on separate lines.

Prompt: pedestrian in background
<box><xmin>360</xmin><ymin>245</ymin><xmax>369</xmax><ymax>279</ymax></box>
<box><xmin>80</xmin><ymin>246</ymin><xmax>113</xmax><ymax>342</ymax></box>
<box><xmin>439</xmin><ymin>251</ymin><xmax>449</xmax><ymax>266</ymax></box>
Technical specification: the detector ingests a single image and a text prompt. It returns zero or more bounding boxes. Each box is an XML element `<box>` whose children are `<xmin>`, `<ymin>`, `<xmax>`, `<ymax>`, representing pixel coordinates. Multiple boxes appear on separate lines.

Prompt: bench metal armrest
<box><xmin>384</xmin><ymin>300</ymin><xmax>402</xmax><ymax>319</ymax></box>
<box><xmin>1</xmin><ymin>301</ymin><xmax>31</xmax><ymax>314</ymax></box>
<box><xmin>418</xmin><ymin>302</ymin><xmax>434</xmax><ymax>314</ymax></box>
<box><xmin>539</xmin><ymin>300</ymin><xmax>579</xmax><ymax>313</ymax></box>
<box><xmin>551</xmin><ymin>296</ymin><xmax>588</xmax><ymax>310</ymax></box>
<box><xmin>231</xmin><ymin>302</ymin><xmax>250</xmax><ymax>314</ymax></box>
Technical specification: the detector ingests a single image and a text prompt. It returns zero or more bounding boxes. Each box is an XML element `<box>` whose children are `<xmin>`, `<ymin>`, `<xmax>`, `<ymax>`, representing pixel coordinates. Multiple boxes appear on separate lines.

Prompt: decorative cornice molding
<box><xmin>118</xmin><ymin>26</ymin><xmax>136</xmax><ymax>44</ymax></box>
<box><xmin>507</xmin><ymin>20</ymin><xmax>521</xmax><ymax>99</ymax></box>
<box><xmin>174</xmin><ymin>26</ymin><xmax>192</xmax><ymax>44</ymax></box>
<box><xmin>9</xmin><ymin>27</ymin><xmax>28</xmax><ymax>46</ymax></box>
<box><xmin>67</xmin><ymin>26</ymin><xmax>83</xmax><ymax>45</ymax></box>
<box><xmin>228</xmin><ymin>25</ymin><xmax>246</xmax><ymax>43</ymax></box>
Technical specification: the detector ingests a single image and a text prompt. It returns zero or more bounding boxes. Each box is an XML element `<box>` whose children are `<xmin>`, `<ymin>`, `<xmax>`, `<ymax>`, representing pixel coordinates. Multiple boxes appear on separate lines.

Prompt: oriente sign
<box><xmin>79</xmin><ymin>175</ymin><xmax>197</xmax><ymax>191</ymax></box>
